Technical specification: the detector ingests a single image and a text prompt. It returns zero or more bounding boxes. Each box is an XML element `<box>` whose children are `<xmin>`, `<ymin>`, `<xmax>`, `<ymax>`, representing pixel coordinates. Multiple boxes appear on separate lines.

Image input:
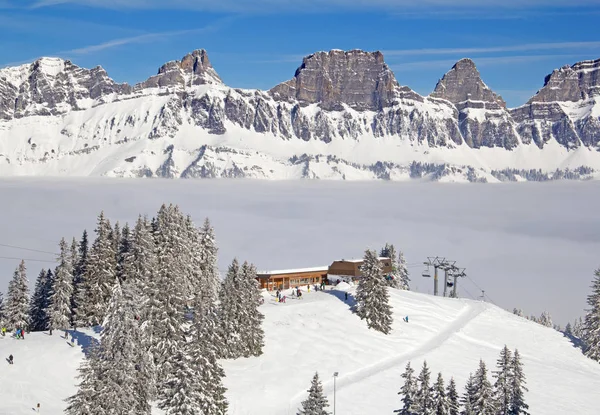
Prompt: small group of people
<box><xmin>275</xmin><ymin>290</ymin><xmax>287</xmax><ymax>303</ymax></box>
<box><xmin>14</xmin><ymin>328</ymin><xmax>25</xmax><ymax>340</ymax></box>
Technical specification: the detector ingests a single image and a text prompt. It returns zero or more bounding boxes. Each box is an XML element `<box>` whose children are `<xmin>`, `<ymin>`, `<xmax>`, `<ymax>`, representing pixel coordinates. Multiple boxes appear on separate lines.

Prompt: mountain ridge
<box><xmin>1</xmin><ymin>48</ymin><xmax>600</xmax><ymax>181</ymax></box>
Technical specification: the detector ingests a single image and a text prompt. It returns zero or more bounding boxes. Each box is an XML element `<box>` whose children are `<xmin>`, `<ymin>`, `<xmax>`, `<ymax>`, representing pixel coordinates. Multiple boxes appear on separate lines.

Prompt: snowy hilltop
<box><xmin>1</xmin><ymin>50</ymin><xmax>600</xmax><ymax>181</ymax></box>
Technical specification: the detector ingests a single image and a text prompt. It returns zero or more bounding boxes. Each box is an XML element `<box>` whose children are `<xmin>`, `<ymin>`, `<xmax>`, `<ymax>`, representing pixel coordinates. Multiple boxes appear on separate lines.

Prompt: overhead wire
<box><xmin>0</xmin><ymin>255</ymin><xmax>57</xmax><ymax>264</ymax></box>
<box><xmin>0</xmin><ymin>243</ymin><xmax>57</xmax><ymax>256</ymax></box>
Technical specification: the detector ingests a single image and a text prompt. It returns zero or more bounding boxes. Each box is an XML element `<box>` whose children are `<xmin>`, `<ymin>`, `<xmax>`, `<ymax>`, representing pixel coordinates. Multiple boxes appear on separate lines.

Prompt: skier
<box><xmin>21</xmin><ymin>330</ymin><xmax>24</xmax><ymax>340</ymax></box>
<box><xmin>282</xmin><ymin>295</ymin><xmax>286</xmax><ymax>303</ymax></box>
<box><xmin>1</xmin><ymin>327</ymin><xmax>5</xmax><ymax>336</ymax></box>
<box><xmin>15</xmin><ymin>329</ymin><xmax>20</xmax><ymax>339</ymax></box>
<box><xmin>8</xmin><ymin>354</ymin><xmax>13</xmax><ymax>364</ymax></box>
<box><xmin>307</xmin><ymin>284</ymin><xmax>310</xmax><ymax>293</ymax></box>
<box><xmin>344</xmin><ymin>292</ymin><xmax>348</xmax><ymax>301</ymax></box>
<box><xmin>403</xmin><ymin>316</ymin><xmax>409</xmax><ymax>323</ymax></box>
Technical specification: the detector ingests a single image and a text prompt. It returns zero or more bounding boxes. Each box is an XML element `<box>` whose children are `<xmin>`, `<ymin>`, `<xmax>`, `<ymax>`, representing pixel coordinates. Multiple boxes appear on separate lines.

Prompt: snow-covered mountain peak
<box><xmin>529</xmin><ymin>58</ymin><xmax>600</xmax><ymax>103</ymax></box>
<box><xmin>431</xmin><ymin>58</ymin><xmax>506</xmax><ymax>110</ymax></box>
<box><xmin>137</xmin><ymin>48</ymin><xmax>222</xmax><ymax>90</ymax></box>
<box><xmin>269</xmin><ymin>49</ymin><xmax>399</xmax><ymax>111</ymax></box>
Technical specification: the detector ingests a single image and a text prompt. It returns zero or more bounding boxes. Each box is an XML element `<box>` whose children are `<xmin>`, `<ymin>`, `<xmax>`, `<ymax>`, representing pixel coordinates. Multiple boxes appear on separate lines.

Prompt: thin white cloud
<box><xmin>383</xmin><ymin>41</ymin><xmax>600</xmax><ymax>57</ymax></box>
<box><xmin>29</xmin><ymin>0</ymin><xmax>600</xmax><ymax>12</ymax></box>
<box><xmin>390</xmin><ymin>54</ymin><xmax>579</xmax><ymax>71</ymax></box>
<box><xmin>60</xmin><ymin>17</ymin><xmax>236</xmax><ymax>55</ymax></box>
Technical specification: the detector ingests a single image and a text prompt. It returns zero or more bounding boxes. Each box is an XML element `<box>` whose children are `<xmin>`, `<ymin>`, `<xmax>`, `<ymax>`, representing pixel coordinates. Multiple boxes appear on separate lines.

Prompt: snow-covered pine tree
<box><xmin>538</xmin><ymin>311</ymin><xmax>553</xmax><ymax>327</ymax></box>
<box><xmin>0</xmin><ymin>292</ymin><xmax>5</xmax><ymax>328</ymax></box>
<box><xmin>460</xmin><ymin>374</ymin><xmax>476</xmax><ymax>415</ymax></box>
<box><xmin>564</xmin><ymin>322</ymin><xmax>573</xmax><ymax>336</ymax></box>
<box><xmin>198</xmin><ymin>218</ymin><xmax>221</xmax><ymax>310</ymax></box>
<box><xmin>414</xmin><ymin>361</ymin><xmax>433</xmax><ymax>414</ymax></box>
<box><xmin>493</xmin><ymin>345</ymin><xmax>513</xmax><ymax>415</ymax></box>
<box><xmin>446</xmin><ymin>377</ymin><xmax>459</xmax><ymax>415</ymax></box>
<box><xmin>116</xmin><ymin>222</ymin><xmax>131</xmax><ymax>282</ymax></box>
<box><xmin>380</xmin><ymin>243</ymin><xmax>401</xmax><ymax>289</ymax></box>
<box><xmin>584</xmin><ymin>269</ymin><xmax>600</xmax><ymax>362</ymax></box>
<box><xmin>432</xmin><ymin>372</ymin><xmax>449</xmax><ymax>415</ymax></box>
<box><xmin>513</xmin><ymin>308</ymin><xmax>524</xmax><ymax>317</ymax></box>
<box><xmin>183</xmin><ymin>214</ymin><xmax>203</xmax><ymax>304</ymax></box>
<box><xmin>471</xmin><ymin>360</ymin><xmax>495</xmax><ymax>415</ymax></box>
<box><xmin>573</xmin><ymin>316</ymin><xmax>585</xmax><ymax>340</ymax></box>
<box><xmin>99</xmin><ymin>281</ymin><xmax>153</xmax><ymax>414</ymax></box>
<box><xmin>219</xmin><ymin>258</ymin><xmax>244</xmax><ymax>358</ymax></box>
<box><xmin>158</xmin><ymin>347</ymin><xmax>203</xmax><ymax>415</ymax></box>
<box><xmin>355</xmin><ymin>249</ymin><xmax>393</xmax><ymax>334</ymax></box>
<box><xmin>297</xmin><ymin>372</ymin><xmax>329</xmax><ymax>415</ymax></box>
<box><xmin>150</xmin><ymin>204</ymin><xmax>190</xmax><ymax>385</ymax></box>
<box><xmin>240</xmin><ymin>261</ymin><xmax>265</xmax><ymax>357</ymax></box>
<box><xmin>394</xmin><ymin>362</ymin><xmax>418</xmax><ymax>415</ymax></box>
<box><xmin>509</xmin><ymin>350</ymin><xmax>529</xmax><ymax>415</ymax></box>
<box><xmin>5</xmin><ymin>260</ymin><xmax>30</xmax><ymax>330</ymax></box>
<box><xmin>79</xmin><ymin>211</ymin><xmax>117</xmax><ymax>326</ymax></box>
<box><xmin>188</xmin><ymin>303</ymin><xmax>229</xmax><ymax>415</ymax></box>
<box><xmin>111</xmin><ymin>221</ymin><xmax>121</xmax><ymax>261</ymax></box>
<box><xmin>71</xmin><ymin>230</ymin><xmax>89</xmax><ymax>328</ymax></box>
<box><xmin>65</xmin><ymin>345</ymin><xmax>102</xmax><ymax>415</ymax></box>
<box><xmin>48</xmin><ymin>238</ymin><xmax>74</xmax><ymax>331</ymax></box>
<box><xmin>397</xmin><ymin>250</ymin><xmax>410</xmax><ymax>291</ymax></box>
<box><xmin>29</xmin><ymin>268</ymin><xmax>50</xmax><ymax>331</ymax></box>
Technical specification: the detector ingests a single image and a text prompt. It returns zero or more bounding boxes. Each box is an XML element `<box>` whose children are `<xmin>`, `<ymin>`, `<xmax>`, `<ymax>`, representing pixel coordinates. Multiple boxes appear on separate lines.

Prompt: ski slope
<box><xmin>1</xmin><ymin>286</ymin><xmax>599</xmax><ymax>415</ymax></box>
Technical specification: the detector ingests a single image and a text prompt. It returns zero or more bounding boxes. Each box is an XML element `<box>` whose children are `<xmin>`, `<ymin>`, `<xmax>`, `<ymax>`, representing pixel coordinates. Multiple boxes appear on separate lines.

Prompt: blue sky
<box><xmin>2</xmin><ymin>1</ymin><xmax>600</xmax><ymax>107</ymax></box>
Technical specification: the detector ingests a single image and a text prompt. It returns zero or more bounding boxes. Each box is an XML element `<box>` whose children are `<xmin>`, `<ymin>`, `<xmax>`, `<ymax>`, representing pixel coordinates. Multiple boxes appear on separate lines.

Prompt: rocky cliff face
<box><xmin>0</xmin><ymin>49</ymin><xmax>599</xmax><ymax>181</ymax></box>
<box><xmin>511</xmin><ymin>58</ymin><xmax>600</xmax><ymax>149</ymax></box>
<box><xmin>430</xmin><ymin>58</ymin><xmax>519</xmax><ymax>149</ymax></box>
<box><xmin>0</xmin><ymin>58</ymin><xmax>130</xmax><ymax>120</ymax></box>
<box><xmin>269</xmin><ymin>50</ymin><xmax>399</xmax><ymax>111</ymax></box>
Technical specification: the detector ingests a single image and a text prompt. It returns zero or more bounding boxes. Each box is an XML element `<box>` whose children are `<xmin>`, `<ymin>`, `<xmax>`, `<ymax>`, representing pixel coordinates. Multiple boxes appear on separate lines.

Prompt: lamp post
<box><xmin>333</xmin><ymin>371</ymin><xmax>339</xmax><ymax>415</ymax></box>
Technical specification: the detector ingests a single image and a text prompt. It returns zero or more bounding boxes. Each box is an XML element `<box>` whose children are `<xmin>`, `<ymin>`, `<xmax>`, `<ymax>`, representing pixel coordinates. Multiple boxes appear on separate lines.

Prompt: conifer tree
<box><xmin>5</xmin><ymin>260</ymin><xmax>30</xmax><ymax>330</ymax></box>
<box><xmin>48</xmin><ymin>238</ymin><xmax>74</xmax><ymax>331</ymax></box>
<box><xmin>493</xmin><ymin>345</ymin><xmax>513</xmax><ymax>415</ymax></box>
<box><xmin>71</xmin><ymin>230</ymin><xmax>89</xmax><ymax>328</ymax></box>
<box><xmin>446</xmin><ymin>377</ymin><xmax>460</xmax><ymax>415</ymax></box>
<box><xmin>573</xmin><ymin>316</ymin><xmax>585</xmax><ymax>340</ymax></box>
<box><xmin>584</xmin><ymin>269</ymin><xmax>600</xmax><ymax>361</ymax></box>
<box><xmin>460</xmin><ymin>374</ymin><xmax>476</xmax><ymax>415</ymax></box>
<box><xmin>415</xmin><ymin>361</ymin><xmax>433</xmax><ymax>414</ymax></box>
<box><xmin>471</xmin><ymin>360</ymin><xmax>495</xmax><ymax>415</ymax></box>
<box><xmin>188</xmin><ymin>303</ymin><xmax>229</xmax><ymax>415</ymax></box>
<box><xmin>116</xmin><ymin>222</ymin><xmax>131</xmax><ymax>282</ymax></box>
<box><xmin>219</xmin><ymin>258</ymin><xmax>244</xmax><ymax>358</ymax></box>
<box><xmin>512</xmin><ymin>308</ymin><xmax>524</xmax><ymax>317</ymax></box>
<box><xmin>538</xmin><ymin>311</ymin><xmax>553</xmax><ymax>327</ymax></box>
<box><xmin>564</xmin><ymin>322</ymin><xmax>573</xmax><ymax>337</ymax></box>
<box><xmin>65</xmin><ymin>345</ymin><xmax>102</xmax><ymax>415</ymax></box>
<box><xmin>111</xmin><ymin>221</ymin><xmax>121</xmax><ymax>260</ymax></box>
<box><xmin>29</xmin><ymin>268</ymin><xmax>50</xmax><ymax>331</ymax></box>
<box><xmin>394</xmin><ymin>362</ymin><xmax>418</xmax><ymax>415</ymax></box>
<box><xmin>158</xmin><ymin>348</ymin><xmax>204</xmax><ymax>415</ymax></box>
<box><xmin>240</xmin><ymin>261</ymin><xmax>265</xmax><ymax>357</ymax></box>
<box><xmin>150</xmin><ymin>204</ymin><xmax>189</xmax><ymax>383</ymax></box>
<box><xmin>397</xmin><ymin>250</ymin><xmax>410</xmax><ymax>291</ymax></box>
<box><xmin>381</xmin><ymin>243</ymin><xmax>401</xmax><ymax>289</ymax></box>
<box><xmin>198</xmin><ymin>218</ymin><xmax>221</xmax><ymax>309</ymax></box>
<box><xmin>0</xmin><ymin>292</ymin><xmax>5</xmax><ymax>328</ymax></box>
<box><xmin>79</xmin><ymin>211</ymin><xmax>117</xmax><ymax>326</ymax></box>
<box><xmin>355</xmin><ymin>249</ymin><xmax>393</xmax><ymax>334</ymax></box>
<box><xmin>432</xmin><ymin>373</ymin><xmax>449</xmax><ymax>415</ymax></box>
<box><xmin>509</xmin><ymin>350</ymin><xmax>529</xmax><ymax>415</ymax></box>
<box><xmin>297</xmin><ymin>372</ymin><xmax>329</xmax><ymax>415</ymax></box>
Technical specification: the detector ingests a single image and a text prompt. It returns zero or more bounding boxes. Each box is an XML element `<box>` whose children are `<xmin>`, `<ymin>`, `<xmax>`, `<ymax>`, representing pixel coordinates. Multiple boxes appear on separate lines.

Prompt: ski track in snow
<box><xmin>288</xmin><ymin>299</ymin><xmax>487</xmax><ymax>408</ymax></box>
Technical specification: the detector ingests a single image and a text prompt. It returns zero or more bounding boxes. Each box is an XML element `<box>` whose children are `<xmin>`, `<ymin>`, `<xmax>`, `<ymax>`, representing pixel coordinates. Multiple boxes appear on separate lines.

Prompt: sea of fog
<box><xmin>0</xmin><ymin>178</ymin><xmax>598</xmax><ymax>326</ymax></box>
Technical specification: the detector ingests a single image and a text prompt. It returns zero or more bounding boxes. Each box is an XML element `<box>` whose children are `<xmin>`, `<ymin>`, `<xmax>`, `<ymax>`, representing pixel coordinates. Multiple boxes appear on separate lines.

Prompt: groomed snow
<box><xmin>1</xmin><ymin>289</ymin><xmax>599</xmax><ymax>415</ymax></box>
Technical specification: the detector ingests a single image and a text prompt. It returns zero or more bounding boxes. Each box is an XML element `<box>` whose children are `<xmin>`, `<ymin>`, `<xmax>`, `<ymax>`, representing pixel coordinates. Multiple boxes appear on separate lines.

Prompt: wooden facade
<box><xmin>257</xmin><ymin>257</ymin><xmax>392</xmax><ymax>291</ymax></box>
<box><xmin>328</xmin><ymin>257</ymin><xmax>392</xmax><ymax>278</ymax></box>
<box><xmin>256</xmin><ymin>267</ymin><xmax>329</xmax><ymax>291</ymax></box>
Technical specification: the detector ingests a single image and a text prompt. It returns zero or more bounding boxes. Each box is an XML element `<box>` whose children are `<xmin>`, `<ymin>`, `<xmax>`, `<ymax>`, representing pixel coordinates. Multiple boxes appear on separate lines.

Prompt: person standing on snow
<box><xmin>8</xmin><ymin>354</ymin><xmax>13</xmax><ymax>364</ymax></box>
<box><xmin>344</xmin><ymin>292</ymin><xmax>348</xmax><ymax>301</ymax></box>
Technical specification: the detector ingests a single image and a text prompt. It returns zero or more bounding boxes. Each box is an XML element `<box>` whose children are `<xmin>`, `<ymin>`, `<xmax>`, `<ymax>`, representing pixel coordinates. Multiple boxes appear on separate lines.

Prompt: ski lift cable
<box><xmin>0</xmin><ymin>255</ymin><xmax>58</xmax><ymax>264</ymax></box>
<box><xmin>0</xmin><ymin>243</ymin><xmax>58</xmax><ymax>256</ymax></box>
<box><xmin>464</xmin><ymin>274</ymin><xmax>497</xmax><ymax>306</ymax></box>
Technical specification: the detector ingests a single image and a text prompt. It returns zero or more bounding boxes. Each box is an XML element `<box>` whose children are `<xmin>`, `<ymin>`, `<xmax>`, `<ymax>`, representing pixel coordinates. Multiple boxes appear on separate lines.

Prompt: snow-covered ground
<box><xmin>1</xmin><ymin>287</ymin><xmax>599</xmax><ymax>414</ymax></box>
<box><xmin>0</xmin><ymin>178</ymin><xmax>598</xmax><ymax>326</ymax></box>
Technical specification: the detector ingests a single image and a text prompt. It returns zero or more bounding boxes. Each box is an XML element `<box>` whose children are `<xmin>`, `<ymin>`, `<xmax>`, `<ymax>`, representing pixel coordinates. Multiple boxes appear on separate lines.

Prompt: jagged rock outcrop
<box><xmin>511</xmin><ymin>58</ymin><xmax>600</xmax><ymax>149</ymax></box>
<box><xmin>0</xmin><ymin>58</ymin><xmax>130</xmax><ymax>120</ymax></box>
<box><xmin>137</xmin><ymin>49</ymin><xmax>222</xmax><ymax>90</ymax></box>
<box><xmin>431</xmin><ymin>58</ymin><xmax>519</xmax><ymax>149</ymax></box>
<box><xmin>269</xmin><ymin>49</ymin><xmax>398</xmax><ymax>111</ymax></box>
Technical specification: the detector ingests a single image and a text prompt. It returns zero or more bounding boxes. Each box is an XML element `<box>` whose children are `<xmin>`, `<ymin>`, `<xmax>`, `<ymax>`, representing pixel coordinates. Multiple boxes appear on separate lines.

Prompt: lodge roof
<box><xmin>256</xmin><ymin>266</ymin><xmax>329</xmax><ymax>276</ymax></box>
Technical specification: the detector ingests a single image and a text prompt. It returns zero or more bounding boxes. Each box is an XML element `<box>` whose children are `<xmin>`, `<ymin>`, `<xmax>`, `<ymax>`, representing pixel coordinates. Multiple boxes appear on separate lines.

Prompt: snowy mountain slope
<box><xmin>2</xmin><ymin>287</ymin><xmax>598</xmax><ymax>415</ymax></box>
<box><xmin>1</xmin><ymin>50</ymin><xmax>600</xmax><ymax>181</ymax></box>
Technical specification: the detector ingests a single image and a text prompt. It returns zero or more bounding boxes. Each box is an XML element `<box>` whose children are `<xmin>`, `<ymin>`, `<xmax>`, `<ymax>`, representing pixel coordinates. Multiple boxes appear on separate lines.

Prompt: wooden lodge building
<box><xmin>257</xmin><ymin>257</ymin><xmax>392</xmax><ymax>291</ymax></box>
